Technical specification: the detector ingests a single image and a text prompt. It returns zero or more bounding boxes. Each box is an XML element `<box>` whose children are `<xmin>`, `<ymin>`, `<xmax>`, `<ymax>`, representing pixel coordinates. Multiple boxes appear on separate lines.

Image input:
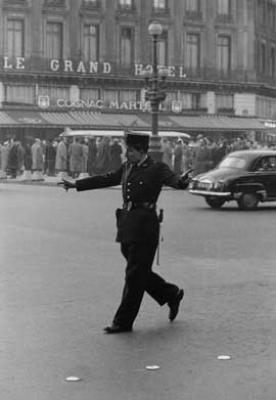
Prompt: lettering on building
<box><xmin>0</xmin><ymin>57</ymin><xmax>187</xmax><ymax>78</ymax></box>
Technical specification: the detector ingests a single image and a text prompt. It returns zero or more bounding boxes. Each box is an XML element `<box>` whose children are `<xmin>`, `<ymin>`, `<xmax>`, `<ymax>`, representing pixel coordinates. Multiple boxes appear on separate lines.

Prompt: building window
<box><xmin>157</xmin><ymin>31</ymin><xmax>168</xmax><ymax>66</ymax></box>
<box><xmin>6</xmin><ymin>19</ymin><xmax>24</xmax><ymax>57</ymax></box>
<box><xmin>118</xmin><ymin>0</ymin><xmax>133</xmax><ymax>8</ymax></box>
<box><xmin>191</xmin><ymin>93</ymin><xmax>201</xmax><ymax>109</ymax></box>
<box><xmin>153</xmin><ymin>0</ymin><xmax>167</xmax><ymax>10</ymax></box>
<box><xmin>82</xmin><ymin>0</ymin><xmax>100</xmax><ymax>7</ymax></box>
<box><xmin>119</xmin><ymin>89</ymin><xmax>138</xmax><ymax>103</ymax></box>
<box><xmin>217</xmin><ymin>0</ymin><xmax>231</xmax><ymax>15</ymax></box>
<box><xmin>80</xmin><ymin>88</ymin><xmax>101</xmax><ymax>102</ymax></box>
<box><xmin>256</xmin><ymin>96</ymin><xmax>275</xmax><ymax>119</ymax></box>
<box><xmin>44</xmin><ymin>0</ymin><xmax>65</xmax><ymax>6</ymax></box>
<box><xmin>103</xmin><ymin>89</ymin><xmax>119</xmax><ymax>105</ymax></box>
<box><xmin>176</xmin><ymin>92</ymin><xmax>206</xmax><ymax>110</ymax></box>
<box><xmin>217</xmin><ymin>35</ymin><xmax>231</xmax><ymax>73</ymax></box>
<box><xmin>3</xmin><ymin>0</ymin><xmax>27</xmax><ymax>4</ymax></box>
<box><xmin>5</xmin><ymin>85</ymin><xmax>34</xmax><ymax>105</ymax></box>
<box><xmin>120</xmin><ymin>27</ymin><xmax>133</xmax><ymax>67</ymax></box>
<box><xmin>45</xmin><ymin>22</ymin><xmax>63</xmax><ymax>59</ymax></box>
<box><xmin>272</xmin><ymin>4</ymin><xmax>276</xmax><ymax>30</ymax></box>
<box><xmin>215</xmin><ymin>93</ymin><xmax>234</xmax><ymax>112</ymax></box>
<box><xmin>261</xmin><ymin>42</ymin><xmax>266</xmax><ymax>74</ymax></box>
<box><xmin>186</xmin><ymin>33</ymin><xmax>200</xmax><ymax>70</ymax></box>
<box><xmin>257</xmin><ymin>0</ymin><xmax>266</xmax><ymax>25</ymax></box>
<box><xmin>270</xmin><ymin>47</ymin><xmax>276</xmax><ymax>78</ymax></box>
<box><xmin>83</xmin><ymin>24</ymin><xmax>99</xmax><ymax>61</ymax></box>
<box><xmin>186</xmin><ymin>0</ymin><xmax>201</xmax><ymax>12</ymax></box>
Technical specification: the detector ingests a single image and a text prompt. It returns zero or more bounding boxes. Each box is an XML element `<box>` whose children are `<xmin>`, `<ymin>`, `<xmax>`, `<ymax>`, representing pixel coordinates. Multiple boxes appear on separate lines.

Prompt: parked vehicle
<box><xmin>189</xmin><ymin>150</ymin><xmax>276</xmax><ymax>210</ymax></box>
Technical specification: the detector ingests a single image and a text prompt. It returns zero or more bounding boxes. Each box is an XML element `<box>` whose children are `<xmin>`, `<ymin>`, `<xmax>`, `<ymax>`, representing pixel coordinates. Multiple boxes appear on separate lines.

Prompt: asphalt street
<box><xmin>1</xmin><ymin>182</ymin><xmax>275</xmax><ymax>400</ymax></box>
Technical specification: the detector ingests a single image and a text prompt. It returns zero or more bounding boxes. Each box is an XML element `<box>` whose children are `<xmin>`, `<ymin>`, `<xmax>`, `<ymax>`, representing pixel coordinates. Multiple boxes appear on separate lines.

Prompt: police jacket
<box><xmin>75</xmin><ymin>156</ymin><xmax>189</xmax><ymax>243</ymax></box>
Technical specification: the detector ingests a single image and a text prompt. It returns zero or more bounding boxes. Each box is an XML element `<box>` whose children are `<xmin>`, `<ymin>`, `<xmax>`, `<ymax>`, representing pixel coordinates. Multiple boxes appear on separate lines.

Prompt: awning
<box><xmin>169</xmin><ymin>115</ymin><xmax>267</xmax><ymax>131</ymax></box>
<box><xmin>0</xmin><ymin>109</ymin><xmax>269</xmax><ymax>132</ymax></box>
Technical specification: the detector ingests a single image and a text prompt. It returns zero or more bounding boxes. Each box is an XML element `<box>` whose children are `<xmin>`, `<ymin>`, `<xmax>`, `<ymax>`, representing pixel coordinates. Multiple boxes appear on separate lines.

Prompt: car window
<box><xmin>219</xmin><ymin>156</ymin><xmax>247</xmax><ymax>169</ymax></box>
<box><xmin>255</xmin><ymin>156</ymin><xmax>276</xmax><ymax>171</ymax></box>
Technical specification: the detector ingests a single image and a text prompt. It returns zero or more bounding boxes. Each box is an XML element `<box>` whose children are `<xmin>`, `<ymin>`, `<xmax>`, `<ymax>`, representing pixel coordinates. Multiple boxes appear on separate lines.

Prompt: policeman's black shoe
<box><xmin>168</xmin><ymin>289</ymin><xmax>184</xmax><ymax>322</ymax></box>
<box><xmin>103</xmin><ymin>324</ymin><xmax>133</xmax><ymax>334</ymax></box>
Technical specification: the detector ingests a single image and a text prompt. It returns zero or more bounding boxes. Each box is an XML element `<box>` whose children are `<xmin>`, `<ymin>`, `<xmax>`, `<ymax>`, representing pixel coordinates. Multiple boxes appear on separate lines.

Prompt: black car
<box><xmin>189</xmin><ymin>150</ymin><xmax>276</xmax><ymax>210</ymax></box>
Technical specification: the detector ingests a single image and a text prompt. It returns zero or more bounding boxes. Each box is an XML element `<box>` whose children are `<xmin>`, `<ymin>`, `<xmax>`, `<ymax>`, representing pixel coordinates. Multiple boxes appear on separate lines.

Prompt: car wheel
<box><xmin>205</xmin><ymin>197</ymin><xmax>225</xmax><ymax>209</ymax></box>
<box><xmin>237</xmin><ymin>193</ymin><xmax>259</xmax><ymax>210</ymax></box>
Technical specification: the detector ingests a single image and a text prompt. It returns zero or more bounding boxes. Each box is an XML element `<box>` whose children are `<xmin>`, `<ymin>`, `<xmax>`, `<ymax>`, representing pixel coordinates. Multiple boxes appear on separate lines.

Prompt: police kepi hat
<box><xmin>125</xmin><ymin>130</ymin><xmax>150</xmax><ymax>152</ymax></box>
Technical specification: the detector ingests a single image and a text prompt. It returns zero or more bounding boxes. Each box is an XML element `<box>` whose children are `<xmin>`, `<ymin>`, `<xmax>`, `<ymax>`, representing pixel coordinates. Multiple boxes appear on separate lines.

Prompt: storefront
<box><xmin>0</xmin><ymin>108</ymin><xmax>269</xmax><ymax>144</ymax></box>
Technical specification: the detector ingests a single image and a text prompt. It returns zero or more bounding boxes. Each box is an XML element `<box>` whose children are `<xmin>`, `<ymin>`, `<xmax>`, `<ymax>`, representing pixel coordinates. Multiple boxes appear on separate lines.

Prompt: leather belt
<box><xmin>123</xmin><ymin>201</ymin><xmax>156</xmax><ymax>211</ymax></box>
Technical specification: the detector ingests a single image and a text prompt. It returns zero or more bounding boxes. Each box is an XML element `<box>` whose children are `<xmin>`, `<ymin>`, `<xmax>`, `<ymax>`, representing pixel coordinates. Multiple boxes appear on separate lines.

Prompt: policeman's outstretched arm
<box><xmin>57</xmin><ymin>179</ymin><xmax>76</xmax><ymax>191</ymax></box>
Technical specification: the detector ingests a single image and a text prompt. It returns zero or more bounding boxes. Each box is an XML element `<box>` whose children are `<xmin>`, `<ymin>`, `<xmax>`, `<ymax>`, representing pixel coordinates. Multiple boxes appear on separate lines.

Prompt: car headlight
<box><xmin>212</xmin><ymin>181</ymin><xmax>225</xmax><ymax>190</ymax></box>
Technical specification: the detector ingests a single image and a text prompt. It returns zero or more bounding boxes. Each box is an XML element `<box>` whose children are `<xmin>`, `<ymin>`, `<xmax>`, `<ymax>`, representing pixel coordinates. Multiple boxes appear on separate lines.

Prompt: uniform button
<box><xmin>127</xmin><ymin>182</ymin><xmax>131</xmax><ymax>185</ymax></box>
<box><xmin>139</xmin><ymin>181</ymin><xmax>143</xmax><ymax>184</ymax></box>
<box><xmin>127</xmin><ymin>189</ymin><xmax>130</xmax><ymax>192</ymax></box>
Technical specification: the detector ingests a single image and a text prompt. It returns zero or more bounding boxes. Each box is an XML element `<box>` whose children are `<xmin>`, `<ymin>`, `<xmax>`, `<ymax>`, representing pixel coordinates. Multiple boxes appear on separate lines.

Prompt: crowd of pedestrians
<box><xmin>0</xmin><ymin>136</ymin><xmax>125</xmax><ymax>180</ymax></box>
<box><xmin>161</xmin><ymin>135</ymin><xmax>276</xmax><ymax>176</ymax></box>
<box><xmin>0</xmin><ymin>134</ymin><xmax>275</xmax><ymax>180</ymax></box>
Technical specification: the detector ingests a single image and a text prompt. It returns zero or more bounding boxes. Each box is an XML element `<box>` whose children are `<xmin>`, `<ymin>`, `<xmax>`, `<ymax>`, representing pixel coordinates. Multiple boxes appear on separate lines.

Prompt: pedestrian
<box><xmin>31</xmin><ymin>138</ymin><xmax>44</xmax><ymax>179</ymax></box>
<box><xmin>174</xmin><ymin>139</ymin><xmax>184</xmax><ymax>174</ymax></box>
<box><xmin>110</xmin><ymin>138</ymin><xmax>123</xmax><ymax>170</ymax></box>
<box><xmin>59</xmin><ymin>132</ymin><xmax>192</xmax><ymax>334</ymax></box>
<box><xmin>0</xmin><ymin>141</ymin><xmax>10</xmax><ymax>179</ymax></box>
<box><xmin>68</xmin><ymin>137</ymin><xmax>83</xmax><ymax>178</ymax></box>
<box><xmin>24</xmin><ymin>142</ymin><xmax>33</xmax><ymax>171</ymax></box>
<box><xmin>95</xmin><ymin>136</ymin><xmax>111</xmax><ymax>174</ymax></box>
<box><xmin>16</xmin><ymin>140</ymin><xmax>25</xmax><ymax>176</ymax></box>
<box><xmin>7</xmin><ymin>139</ymin><xmax>18</xmax><ymax>178</ymax></box>
<box><xmin>182</xmin><ymin>140</ymin><xmax>192</xmax><ymax>173</ymax></box>
<box><xmin>45</xmin><ymin>139</ymin><xmax>56</xmax><ymax>176</ymax></box>
<box><xmin>81</xmin><ymin>139</ymin><xmax>89</xmax><ymax>174</ymax></box>
<box><xmin>55</xmin><ymin>137</ymin><xmax>68</xmax><ymax>175</ymax></box>
<box><xmin>87</xmin><ymin>137</ymin><xmax>98</xmax><ymax>176</ymax></box>
<box><xmin>31</xmin><ymin>138</ymin><xmax>44</xmax><ymax>170</ymax></box>
<box><xmin>161</xmin><ymin>138</ymin><xmax>173</xmax><ymax>169</ymax></box>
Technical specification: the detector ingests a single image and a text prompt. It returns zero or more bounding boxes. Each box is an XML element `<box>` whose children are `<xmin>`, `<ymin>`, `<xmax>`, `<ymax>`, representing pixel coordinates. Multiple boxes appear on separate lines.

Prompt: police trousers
<box><xmin>113</xmin><ymin>240</ymin><xmax>179</xmax><ymax>328</ymax></box>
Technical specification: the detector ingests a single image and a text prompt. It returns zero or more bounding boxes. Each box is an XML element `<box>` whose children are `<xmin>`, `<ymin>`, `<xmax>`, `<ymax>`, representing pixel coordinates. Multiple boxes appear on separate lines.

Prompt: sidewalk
<box><xmin>0</xmin><ymin>174</ymin><xmax>61</xmax><ymax>187</ymax></box>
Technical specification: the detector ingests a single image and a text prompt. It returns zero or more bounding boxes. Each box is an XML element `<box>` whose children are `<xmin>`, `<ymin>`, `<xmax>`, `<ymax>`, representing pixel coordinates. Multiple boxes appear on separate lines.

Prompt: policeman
<box><xmin>60</xmin><ymin>132</ymin><xmax>192</xmax><ymax>334</ymax></box>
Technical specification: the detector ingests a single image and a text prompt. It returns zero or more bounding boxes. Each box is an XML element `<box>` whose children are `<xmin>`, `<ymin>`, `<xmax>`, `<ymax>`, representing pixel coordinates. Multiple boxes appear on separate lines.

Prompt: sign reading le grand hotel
<box><xmin>1</xmin><ymin>57</ymin><xmax>188</xmax><ymax>112</ymax></box>
<box><xmin>1</xmin><ymin>56</ymin><xmax>187</xmax><ymax>77</ymax></box>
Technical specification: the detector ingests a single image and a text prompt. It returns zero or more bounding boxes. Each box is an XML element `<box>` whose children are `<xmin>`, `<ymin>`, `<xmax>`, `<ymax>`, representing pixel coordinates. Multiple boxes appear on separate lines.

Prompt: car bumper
<box><xmin>189</xmin><ymin>189</ymin><xmax>231</xmax><ymax>197</ymax></box>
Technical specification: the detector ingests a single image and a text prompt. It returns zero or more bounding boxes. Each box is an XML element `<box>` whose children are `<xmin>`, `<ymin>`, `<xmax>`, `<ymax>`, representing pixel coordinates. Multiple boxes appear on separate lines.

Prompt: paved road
<box><xmin>1</xmin><ymin>183</ymin><xmax>275</xmax><ymax>400</ymax></box>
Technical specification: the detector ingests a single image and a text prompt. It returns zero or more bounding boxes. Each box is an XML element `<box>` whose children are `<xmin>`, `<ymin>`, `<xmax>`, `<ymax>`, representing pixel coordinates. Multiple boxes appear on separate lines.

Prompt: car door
<box><xmin>254</xmin><ymin>156</ymin><xmax>276</xmax><ymax>198</ymax></box>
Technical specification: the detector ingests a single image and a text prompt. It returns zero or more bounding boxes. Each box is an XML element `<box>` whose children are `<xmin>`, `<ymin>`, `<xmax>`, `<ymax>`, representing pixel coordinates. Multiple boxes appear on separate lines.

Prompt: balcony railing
<box><xmin>184</xmin><ymin>10</ymin><xmax>203</xmax><ymax>21</ymax></box>
<box><xmin>215</xmin><ymin>14</ymin><xmax>234</xmax><ymax>24</ymax></box>
<box><xmin>3</xmin><ymin>0</ymin><xmax>27</xmax><ymax>3</ymax></box>
<box><xmin>82</xmin><ymin>0</ymin><xmax>101</xmax><ymax>9</ymax></box>
<box><xmin>3</xmin><ymin>0</ymin><xmax>28</xmax><ymax>8</ymax></box>
<box><xmin>151</xmin><ymin>6</ymin><xmax>170</xmax><ymax>17</ymax></box>
<box><xmin>43</xmin><ymin>0</ymin><xmax>65</xmax><ymax>6</ymax></box>
<box><xmin>117</xmin><ymin>3</ymin><xmax>136</xmax><ymax>13</ymax></box>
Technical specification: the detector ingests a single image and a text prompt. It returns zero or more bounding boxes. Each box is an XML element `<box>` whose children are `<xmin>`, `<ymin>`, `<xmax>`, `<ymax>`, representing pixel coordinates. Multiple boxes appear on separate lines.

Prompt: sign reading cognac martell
<box><xmin>1</xmin><ymin>56</ymin><xmax>187</xmax><ymax>78</ymax></box>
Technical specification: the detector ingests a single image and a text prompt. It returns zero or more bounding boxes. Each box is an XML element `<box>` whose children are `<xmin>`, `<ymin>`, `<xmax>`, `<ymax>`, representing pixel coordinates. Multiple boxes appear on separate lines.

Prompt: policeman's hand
<box><xmin>180</xmin><ymin>168</ymin><xmax>193</xmax><ymax>188</ymax></box>
<box><xmin>57</xmin><ymin>179</ymin><xmax>76</xmax><ymax>191</ymax></box>
<box><xmin>181</xmin><ymin>168</ymin><xmax>194</xmax><ymax>181</ymax></box>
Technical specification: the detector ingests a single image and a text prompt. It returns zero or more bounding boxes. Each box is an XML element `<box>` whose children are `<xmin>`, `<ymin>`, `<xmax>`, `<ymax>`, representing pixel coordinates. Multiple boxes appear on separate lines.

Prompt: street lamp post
<box><xmin>144</xmin><ymin>21</ymin><xmax>167</xmax><ymax>162</ymax></box>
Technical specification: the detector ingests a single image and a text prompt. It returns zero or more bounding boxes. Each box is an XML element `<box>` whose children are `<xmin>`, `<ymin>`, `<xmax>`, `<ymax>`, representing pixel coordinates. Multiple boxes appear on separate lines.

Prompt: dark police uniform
<box><xmin>75</xmin><ymin>152</ymin><xmax>189</xmax><ymax>330</ymax></box>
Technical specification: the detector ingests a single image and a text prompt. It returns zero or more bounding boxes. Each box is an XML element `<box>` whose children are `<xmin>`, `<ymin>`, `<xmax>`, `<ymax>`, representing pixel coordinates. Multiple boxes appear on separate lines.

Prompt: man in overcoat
<box><xmin>60</xmin><ymin>132</ymin><xmax>192</xmax><ymax>334</ymax></box>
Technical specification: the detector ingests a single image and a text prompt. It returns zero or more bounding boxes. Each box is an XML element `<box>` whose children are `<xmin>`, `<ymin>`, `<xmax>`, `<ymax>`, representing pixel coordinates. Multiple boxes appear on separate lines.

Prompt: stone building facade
<box><xmin>0</xmin><ymin>0</ymin><xmax>276</xmax><ymax>139</ymax></box>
